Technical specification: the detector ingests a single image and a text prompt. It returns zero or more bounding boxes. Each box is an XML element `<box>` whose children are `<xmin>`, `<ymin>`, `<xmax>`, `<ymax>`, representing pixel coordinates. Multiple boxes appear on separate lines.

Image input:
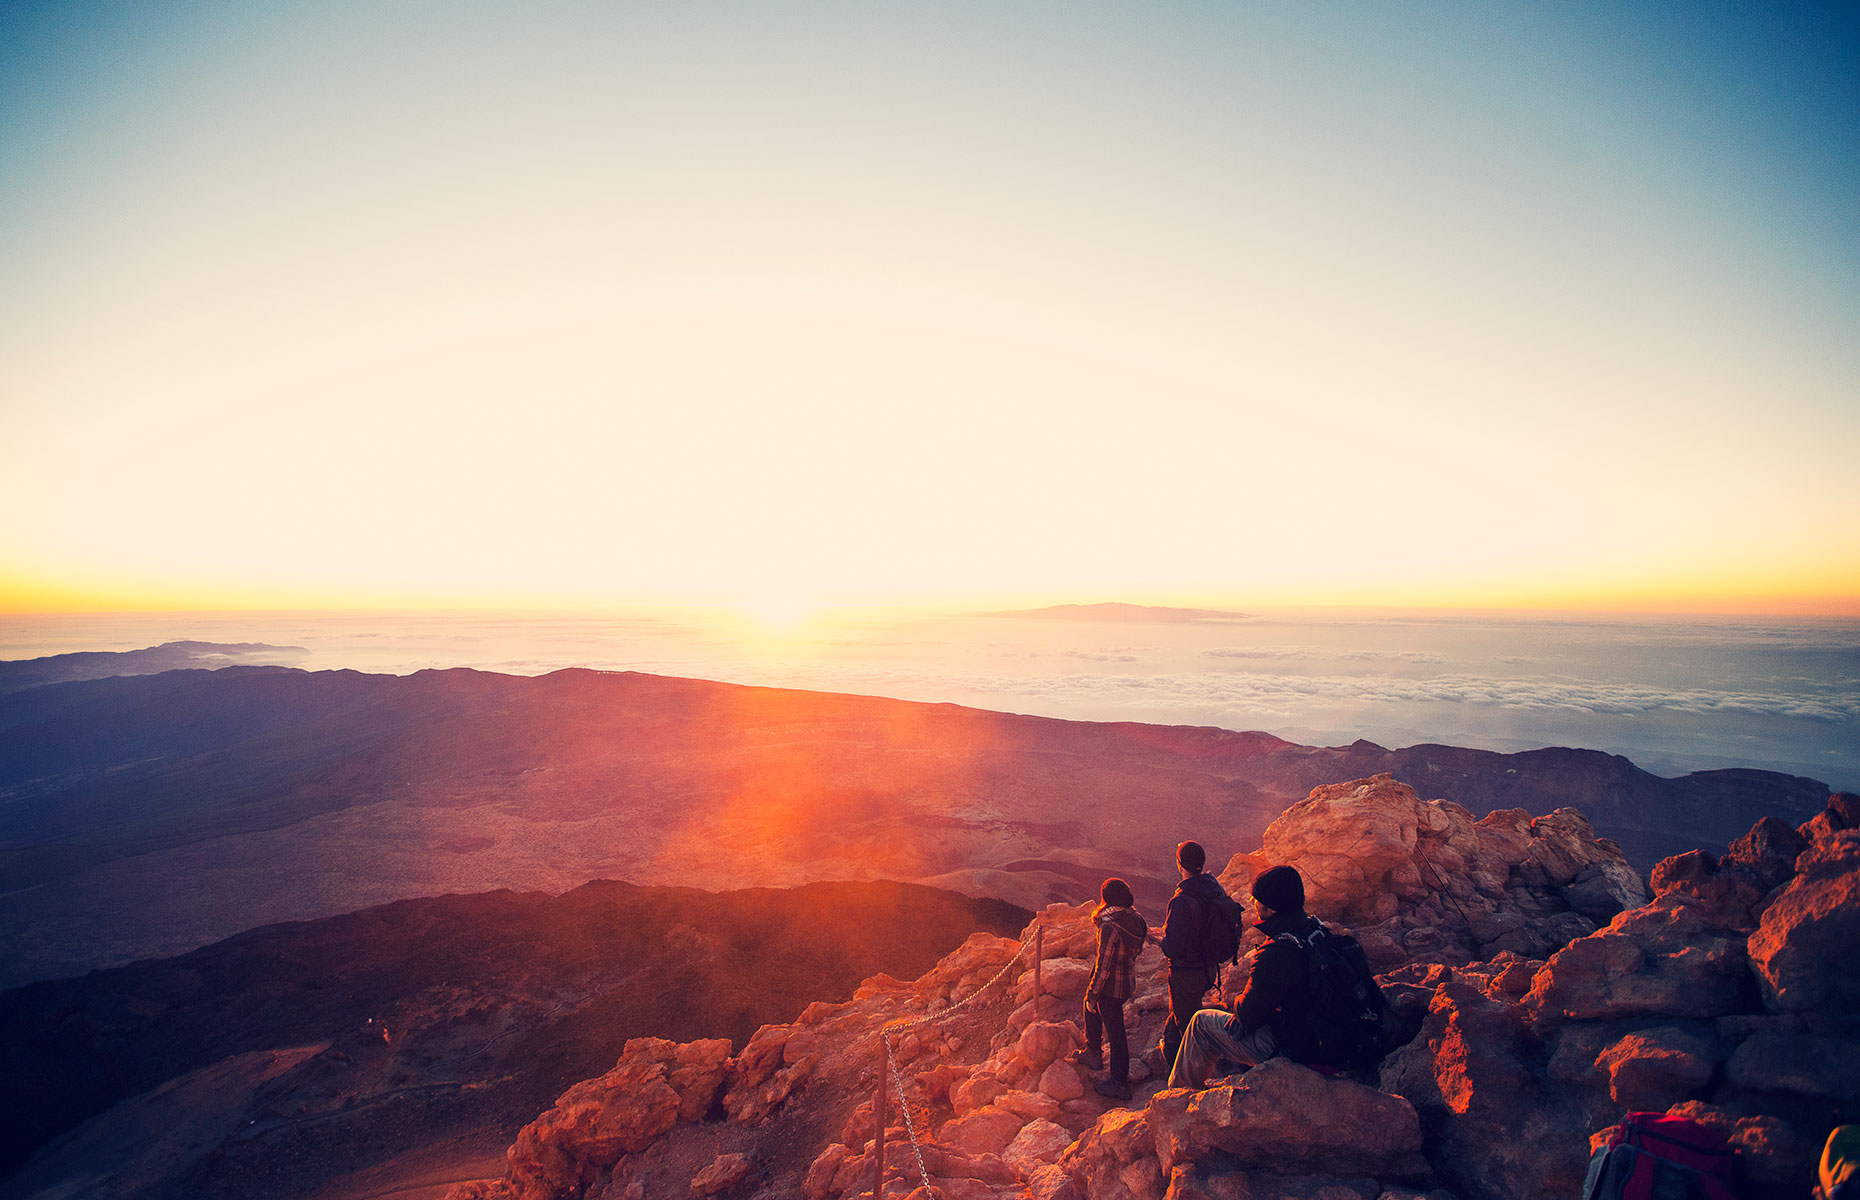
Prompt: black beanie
<box><xmin>1250</xmin><ymin>865</ymin><xmax>1305</xmax><ymax>914</ymax></box>
<box><xmin>1101</xmin><ymin>877</ymin><xmax>1134</xmax><ymax>908</ymax></box>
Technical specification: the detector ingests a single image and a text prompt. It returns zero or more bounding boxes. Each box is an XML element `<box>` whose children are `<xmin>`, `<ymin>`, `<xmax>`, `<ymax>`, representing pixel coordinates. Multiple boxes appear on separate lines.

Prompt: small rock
<box><xmin>690</xmin><ymin>1153</ymin><xmax>751</xmax><ymax>1196</ymax></box>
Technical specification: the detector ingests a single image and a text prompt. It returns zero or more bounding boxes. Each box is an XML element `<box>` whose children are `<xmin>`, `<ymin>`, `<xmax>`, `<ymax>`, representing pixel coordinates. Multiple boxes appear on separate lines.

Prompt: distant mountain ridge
<box><xmin>0</xmin><ymin>664</ymin><xmax>1828</xmax><ymax>989</ymax></box>
<box><xmin>981</xmin><ymin>601</ymin><xmax>1255</xmax><ymax>621</ymax></box>
<box><xmin>0</xmin><ymin>640</ymin><xmax>305</xmax><ymax>693</ymax></box>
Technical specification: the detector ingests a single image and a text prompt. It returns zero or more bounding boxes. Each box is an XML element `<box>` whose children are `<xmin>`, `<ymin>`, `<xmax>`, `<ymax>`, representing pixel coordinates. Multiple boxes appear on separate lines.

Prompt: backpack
<box><xmin>1583</xmin><ymin>1112</ymin><xmax>1737</xmax><ymax>1200</ymax></box>
<box><xmin>1197</xmin><ymin>888</ymin><xmax>1243</xmax><ymax>969</ymax></box>
<box><xmin>1275</xmin><ymin>923</ymin><xmax>1386</xmax><ymax>1071</ymax></box>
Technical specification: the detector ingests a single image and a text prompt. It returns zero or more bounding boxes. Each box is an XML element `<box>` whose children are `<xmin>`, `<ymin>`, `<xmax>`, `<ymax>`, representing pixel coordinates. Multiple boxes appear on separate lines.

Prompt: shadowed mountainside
<box><xmin>0</xmin><ymin>665</ymin><xmax>1829</xmax><ymax>986</ymax></box>
<box><xmin>0</xmin><ymin>879</ymin><xmax>1029</xmax><ymax>1197</ymax></box>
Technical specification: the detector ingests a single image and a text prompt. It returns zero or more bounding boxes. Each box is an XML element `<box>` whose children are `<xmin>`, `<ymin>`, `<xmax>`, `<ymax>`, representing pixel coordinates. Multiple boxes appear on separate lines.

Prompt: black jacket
<box><xmin>1158</xmin><ymin>871</ymin><xmax>1236</xmax><ymax>970</ymax></box>
<box><xmin>1226</xmin><ymin>910</ymin><xmax>1321</xmax><ymax>1061</ymax></box>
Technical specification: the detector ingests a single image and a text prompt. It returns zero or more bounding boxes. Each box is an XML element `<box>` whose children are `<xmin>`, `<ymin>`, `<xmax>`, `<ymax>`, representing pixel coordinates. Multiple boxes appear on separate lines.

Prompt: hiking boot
<box><xmin>1093</xmin><ymin>1078</ymin><xmax>1133</xmax><ymax>1102</ymax></box>
<box><xmin>1071</xmin><ymin>1049</ymin><xmax>1104</xmax><ymax>1072</ymax></box>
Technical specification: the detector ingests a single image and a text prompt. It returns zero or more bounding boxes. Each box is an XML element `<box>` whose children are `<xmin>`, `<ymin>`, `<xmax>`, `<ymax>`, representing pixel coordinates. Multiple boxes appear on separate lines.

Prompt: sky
<box><xmin>2</xmin><ymin>1</ymin><xmax>1857</xmax><ymax>617</ymax></box>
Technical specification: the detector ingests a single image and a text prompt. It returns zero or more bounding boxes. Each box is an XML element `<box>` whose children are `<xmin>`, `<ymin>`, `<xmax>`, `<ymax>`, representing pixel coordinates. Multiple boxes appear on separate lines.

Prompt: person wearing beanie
<box><xmin>1155</xmin><ymin>839</ymin><xmax>1242</xmax><ymax>1074</ymax></box>
<box><xmin>1075</xmin><ymin>877</ymin><xmax>1148</xmax><ymax>1101</ymax></box>
<box><xmin>1168</xmin><ymin>863</ymin><xmax>1327</xmax><ymax>1089</ymax></box>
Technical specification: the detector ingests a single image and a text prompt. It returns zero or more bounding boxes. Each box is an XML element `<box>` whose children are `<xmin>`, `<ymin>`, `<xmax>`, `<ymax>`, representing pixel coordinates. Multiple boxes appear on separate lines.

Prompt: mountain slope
<box><xmin>0</xmin><ymin>879</ymin><xmax>1029</xmax><ymax>1194</ymax></box>
<box><xmin>0</xmin><ymin>665</ymin><xmax>1828</xmax><ymax>986</ymax></box>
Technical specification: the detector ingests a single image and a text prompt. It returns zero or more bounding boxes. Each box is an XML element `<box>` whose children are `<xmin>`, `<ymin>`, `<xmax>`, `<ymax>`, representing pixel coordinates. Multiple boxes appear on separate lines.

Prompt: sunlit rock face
<box><xmin>1216</xmin><ymin>774</ymin><xmax>1648</xmax><ymax>971</ymax></box>
<box><xmin>447</xmin><ymin>786</ymin><xmax>1858</xmax><ymax>1200</ymax></box>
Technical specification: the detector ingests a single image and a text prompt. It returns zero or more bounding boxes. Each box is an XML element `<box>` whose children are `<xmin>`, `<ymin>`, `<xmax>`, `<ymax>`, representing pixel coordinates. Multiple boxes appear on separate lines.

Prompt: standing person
<box><xmin>1156</xmin><ymin>840</ymin><xmax>1240</xmax><ymax>1074</ymax></box>
<box><xmin>1077</xmin><ymin>877</ymin><xmax>1147</xmax><ymax>1101</ymax></box>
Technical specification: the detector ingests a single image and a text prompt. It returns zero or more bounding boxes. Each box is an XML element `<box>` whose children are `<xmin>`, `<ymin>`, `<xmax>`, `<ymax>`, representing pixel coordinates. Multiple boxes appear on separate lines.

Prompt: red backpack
<box><xmin>1583</xmin><ymin>1112</ymin><xmax>1738</xmax><ymax>1200</ymax></box>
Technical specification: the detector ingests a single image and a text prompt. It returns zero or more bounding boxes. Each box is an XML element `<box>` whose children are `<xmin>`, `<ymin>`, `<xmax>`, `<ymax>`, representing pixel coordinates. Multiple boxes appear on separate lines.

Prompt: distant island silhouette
<box><xmin>981</xmin><ymin>601</ymin><xmax>1256</xmax><ymax>622</ymax></box>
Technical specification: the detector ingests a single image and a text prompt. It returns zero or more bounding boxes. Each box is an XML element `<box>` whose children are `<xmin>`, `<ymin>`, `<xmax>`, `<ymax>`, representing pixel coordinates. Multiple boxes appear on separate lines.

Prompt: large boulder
<box><xmin>1747</xmin><ymin>831</ymin><xmax>1860</xmax><ymax>1013</ymax></box>
<box><xmin>1147</xmin><ymin>1059</ymin><xmax>1426</xmax><ymax>1181</ymax></box>
<box><xmin>1380</xmin><ymin>981</ymin><xmax>1590</xmax><ymax>1200</ymax></box>
<box><xmin>1524</xmin><ymin>904</ymin><xmax>1752</xmax><ymax>1023</ymax></box>
<box><xmin>1226</xmin><ymin>776</ymin><xmax>1646</xmax><ymax>970</ymax></box>
<box><xmin>1648</xmin><ymin>850</ymin><xmax>1767</xmax><ymax>933</ymax></box>
<box><xmin>1254</xmin><ymin>776</ymin><xmax>1427</xmax><ymax>926</ymax></box>
<box><xmin>1722</xmin><ymin>816</ymin><xmax>1808</xmax><ymax>891</ymax></box>
<box><xmin>1594</xmin><ymin>1026</ymin><xmax>1721</xmax><ymax>1110</ymax></box>
<box><xmin>1061</xmin><ymin>1107</ymin><xmax>1167</xmax><ymax>1200</ymax></box>
<box><xmin>504</xmin><ymin>1038</ymin><xmax>731</xmax><ymax>1200</ymax></box>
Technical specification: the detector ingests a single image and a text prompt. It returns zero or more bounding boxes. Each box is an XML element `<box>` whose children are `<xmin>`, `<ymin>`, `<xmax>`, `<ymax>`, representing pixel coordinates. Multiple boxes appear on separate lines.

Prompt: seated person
<box><xmin>1167</xmin><ymin>865</ymin><xmax>1322</xmax><ymax>1089</ymax></box>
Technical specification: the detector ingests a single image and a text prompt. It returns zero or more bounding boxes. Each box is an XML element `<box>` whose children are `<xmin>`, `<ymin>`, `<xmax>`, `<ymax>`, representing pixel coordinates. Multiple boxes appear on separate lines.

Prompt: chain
<box><xmin>874</xmin><ymin>923</ymin><xmax>1040</xmax><ymax>1193</ymax></box>
<box><xmin>882</xmin><ymin>1029</ymin><xmax>934</xmax><ymax>1193</ymax></box>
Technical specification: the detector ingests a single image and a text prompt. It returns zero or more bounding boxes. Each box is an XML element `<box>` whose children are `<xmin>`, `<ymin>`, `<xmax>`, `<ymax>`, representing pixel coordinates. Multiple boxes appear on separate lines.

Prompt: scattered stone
<box><xmin>690</xmin><ymin>1152</ymin><xmax>752</xmax><ymax>1196</ymax></box>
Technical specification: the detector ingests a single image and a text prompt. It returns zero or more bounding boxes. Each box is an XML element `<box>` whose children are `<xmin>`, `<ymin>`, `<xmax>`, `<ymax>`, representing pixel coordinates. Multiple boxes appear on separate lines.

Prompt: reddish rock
<box><xmin>1380</xmin><ymin>982</ymin><xmax>1588</xmax><ymax>1200</ymax></box>
<box><xmin>939</xmin><ymin>1105</ymin><xmax>1027</xmax><ymax>1157</ymax></box>
<box><xmin>1060</xmin><ymin>1107</ymin><xmax>1164</xmax><ymax>1200</ymax></box>
<box><xmin>1040</xmin><ymin>1060</ymin><xmax>1086</xmax><ymax>1102</ymax></box>
<box><xmin>1723</xmin><ymin>816</ymin><xmax>1808</xmax><ymax>891</ymax></box>
<box><xmin>1254</xmin><ymin>776</ymin><xmax>1426</xmax><ymax>926</ymax></box>
<box><xmin>1016</xmin><ymin>958</ymin><xmax>1093</xmax><ymax>1013</ymax></box>
<box><xmin>1223</xmin><ymin>776</ymin><xmax>1645</xmax><ymax>970</ymax></box>
<box><xmin>1519</xmin><ymin>809</ymin><xmax>1612</xmax><ymax>889</ymax></box>
<box><xmin>1027</xmin><ymin>1162</ymin><xmax>1084</xmax><ymax>1200</ymax></box>
<box><xmin>997</xmin><ymin>1088</ymin><xmax>1064</xmax><ymax>1122</ymax></box>
<box><xmin>1748</xmin><ymin>831</ymin><xmax>1860</xmax><ymax>1013</ymax></box>
<box><xmin>1524</xmin><ymin>904</ymin><xmax>1750</xmax><ymax>1023</ymax></box>
<box><xmin>802</xmin><ymin>1144</ymin><xmax>850</xmax><ymax>1200</ymax></box>
<box><xmin>1146</xmin><ymin>1059</ymin><xmax>1424</xmax><ymax>1180</ymax></box>
<box><xmin>1797</xmin><ymin>793</ymin><xmax>1860</xmax><ymax>843</ymax></box>
<box><xmin>504</xmin><ymin>1038</ymin><xmax>730</xmax><ymax>1200</ymax></box>
<box><xmin>689</xmin><ymin>1152</ymin><xmax>751</xmax><ymax>1196</ymax></box>
<box><xmin>1003</xmin><ymin>1119</ymin><xmax>1075</xmax><ymax>1175</ymax></box>
<box><xmin>1649</xmin><ymin>850</ymin><xmax>1766</xmax><ymax>932</ymax></box>
<box><xmin>1018</xmin><ymin>1022</ymin><xmax>1078</xmax><ymax>1073</ymax></box>
<box><xmin>1595</xmin><ymin>1026</ymin><xmax>1720</xmax><ymax>1110</ymax></box>
<box><xmin>951</xmin><ymin>1073</ymin><xmax>1006</xmax><ymax>1115</ymax></box>
<box><xmin>725</xmin><ymin>1024</ymin><xmax>817</xmax><ymax>1123</ymax></box>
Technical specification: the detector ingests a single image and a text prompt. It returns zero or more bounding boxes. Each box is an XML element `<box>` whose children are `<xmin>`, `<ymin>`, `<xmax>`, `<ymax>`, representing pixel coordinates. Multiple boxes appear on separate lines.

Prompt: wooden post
<box><xmin>1033</xmin><ymin>925</ymin><xmax>1044</xmax><ymax>1020</ymax></box>
<box><xmin>873</xmin><ymin>1032</ymin><xmax>887</xmax><ymax>1200</ymax></box>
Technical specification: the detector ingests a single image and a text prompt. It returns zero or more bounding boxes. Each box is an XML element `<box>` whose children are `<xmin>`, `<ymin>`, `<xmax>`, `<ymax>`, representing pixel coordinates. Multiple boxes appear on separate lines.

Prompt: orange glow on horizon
<box><xmin>2</xmin><ymin>568</ymin><xmax>1858</xmax><ymax>622</ymax></box>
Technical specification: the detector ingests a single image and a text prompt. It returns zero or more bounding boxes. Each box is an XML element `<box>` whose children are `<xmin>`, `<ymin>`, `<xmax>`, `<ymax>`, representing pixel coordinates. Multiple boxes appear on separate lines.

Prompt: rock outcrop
<box><xmin>448</xmin><ymin>783</ymin><xmax>1859</xmax><ymax>1200</ymax></box>
<box><xmin>1217</xmin><ymin>774</ymin><xmax>1648</xmax><ymax>971</ymax></box>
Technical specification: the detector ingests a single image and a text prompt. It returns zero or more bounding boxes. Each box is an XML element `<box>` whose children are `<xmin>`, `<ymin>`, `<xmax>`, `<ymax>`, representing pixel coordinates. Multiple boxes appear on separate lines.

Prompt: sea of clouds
<box><xmin>3</xmin><ymin>608</ymin><xmax>1856</xmax><ymax>790</ymax></box>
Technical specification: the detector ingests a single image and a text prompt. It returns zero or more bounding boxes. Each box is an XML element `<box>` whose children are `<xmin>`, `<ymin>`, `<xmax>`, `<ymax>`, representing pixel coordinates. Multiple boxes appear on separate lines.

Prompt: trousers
<box><xmin>1083</xmin><ymin>990</ymin><xmax>1130</xmax><ymax>1083</ymax></box>
<box><xmin>1167</xmin><ymin>1008</ymin><xmax>1279</xmax><ymax>1089</ymax></box>
<box><xmin>1161</xmin><ymin>964</ymin><xmax>1215</xmax><ymax>1071</ymax></box>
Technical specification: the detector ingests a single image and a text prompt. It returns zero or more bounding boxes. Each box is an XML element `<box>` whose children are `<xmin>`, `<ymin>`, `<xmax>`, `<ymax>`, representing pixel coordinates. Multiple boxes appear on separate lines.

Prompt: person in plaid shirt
<box><xmin>1077</xmin><ymin>877</ymin><xmax>1149</xmax><ymax>1100</ymax></box>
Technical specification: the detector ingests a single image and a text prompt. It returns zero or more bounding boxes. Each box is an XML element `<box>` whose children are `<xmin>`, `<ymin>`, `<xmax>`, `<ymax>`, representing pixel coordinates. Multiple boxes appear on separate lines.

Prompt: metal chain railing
<box><xmin>873</xmin><ymin>923</ymin><xmax>1045</xmax><ymax>1198</ymax></box>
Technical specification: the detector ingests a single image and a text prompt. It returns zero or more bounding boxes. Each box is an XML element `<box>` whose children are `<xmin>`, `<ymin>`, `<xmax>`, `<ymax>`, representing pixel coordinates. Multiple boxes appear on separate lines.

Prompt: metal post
<box><xmin>873</xmin><ymin>1034</ymin><xmax>887</xmax><ymax>1200</ymax></box>
<box><xmin>1033</xmin><ymin>925</ymin><xmax>1044</xmax><ymax>1020</ymax></box>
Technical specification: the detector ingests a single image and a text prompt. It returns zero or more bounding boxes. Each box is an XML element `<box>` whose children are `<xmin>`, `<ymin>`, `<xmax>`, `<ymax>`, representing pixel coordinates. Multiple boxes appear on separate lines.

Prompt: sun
<box><xmin>737</xmin><ymin>592</ymin><xmax>818</xmax><ymax>633</ymax></box>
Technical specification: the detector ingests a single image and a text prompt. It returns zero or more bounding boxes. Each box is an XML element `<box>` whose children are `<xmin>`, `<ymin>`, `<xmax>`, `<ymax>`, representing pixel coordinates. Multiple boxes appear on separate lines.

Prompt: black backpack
<box><xmin>1197</xmin><ymin>888</ymin><xmax>1243</xmax><ymax>969</ymax></box>
<box><xmin>1275</xmin><ymin>924</ymin><xmax>1386</xmax><ymax>1070</ymax></box>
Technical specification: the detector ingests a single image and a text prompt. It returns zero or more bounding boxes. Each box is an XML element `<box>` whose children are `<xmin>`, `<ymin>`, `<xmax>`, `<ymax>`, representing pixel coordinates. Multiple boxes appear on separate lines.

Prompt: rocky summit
<box><xmin>440</xmin><ymin>777</ymin><xmax>1860</xmax><ymax>1200</ymax></box>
